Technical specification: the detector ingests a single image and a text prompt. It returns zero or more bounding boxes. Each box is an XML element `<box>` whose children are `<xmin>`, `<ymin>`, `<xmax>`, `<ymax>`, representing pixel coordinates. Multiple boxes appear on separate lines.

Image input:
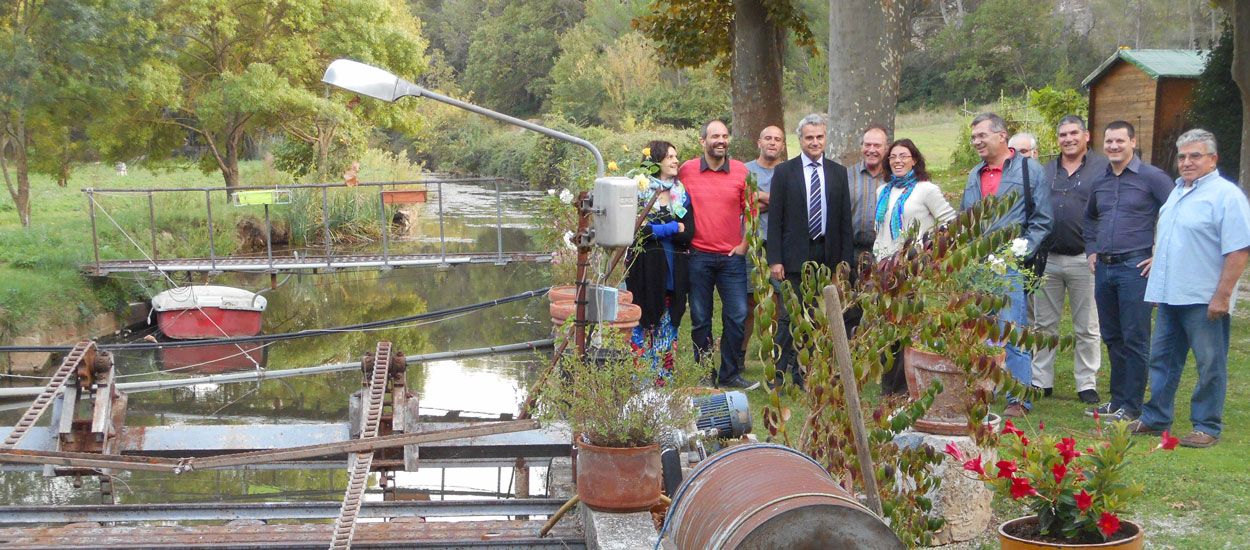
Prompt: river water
<box><xmin>0</xmin><ymin>180</ymin><xmax>557</xmax><ymax>511</ymax></box>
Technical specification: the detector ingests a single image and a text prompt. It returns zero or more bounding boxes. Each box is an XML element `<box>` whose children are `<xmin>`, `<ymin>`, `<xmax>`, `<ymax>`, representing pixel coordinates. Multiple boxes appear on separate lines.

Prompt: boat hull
<box><xmin>156</xmin><ymin>307</ymin><xmax>263</xmax><ymax>340</ymax></box>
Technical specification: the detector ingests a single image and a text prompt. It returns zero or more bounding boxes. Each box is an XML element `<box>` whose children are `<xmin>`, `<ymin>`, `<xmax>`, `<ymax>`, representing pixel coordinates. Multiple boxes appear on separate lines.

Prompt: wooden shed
<box><xmin>1083</xmin><ymin>49</ymin><xmax>1206</xmax><ymax>169</ymax></box>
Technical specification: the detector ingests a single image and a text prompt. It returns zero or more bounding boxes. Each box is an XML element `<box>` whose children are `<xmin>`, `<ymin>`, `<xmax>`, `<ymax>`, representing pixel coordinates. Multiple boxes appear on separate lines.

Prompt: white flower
<box><xmin>547</xmin><ymin>188</ymin><xmax>557</xmax><ymax>195</ymax></box>
<box><xmin>562</xmin><ymin>230</ymin><xmax>577</xmax><ymax>249</ymax></box>
<box><xmin>988</xmin><ymin>254</ymin><xmax>1007</xmax><ymax>275</ymax></box>
<box><xmin>1010</xmin><ymin>238</ymin><xmax>1029</xmax><ymax>258</ymax></box>
<box><xmin>558</xmin><ymin>188</ymin><xmax>574</xmax><ymax>204</ymax></box>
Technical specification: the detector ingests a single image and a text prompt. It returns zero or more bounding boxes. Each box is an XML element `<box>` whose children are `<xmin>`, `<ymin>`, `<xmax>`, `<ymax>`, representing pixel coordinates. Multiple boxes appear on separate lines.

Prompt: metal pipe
<box><xmin>204</xmin><ymin>190</ymin><xmax>216</xmax><ymax>271</ymax></box>
<box><xmin>0</xmin><ymin>339</ymin><xmax>554</xmax><ymax>398</ymax></box>
<box><xmin>147</xmin><ymin>192</ymin><xmax>158</xmax><ymax>261</ymax></box>
<box><xmin>0</xmin><ymin>499</ymin><xmax>568</xmax><ymax>523</ymax></box>
<box><xmin>264</xmin><ymin>203</ymin><xmax>273</xmax><ymax>271</ymax></box>
<box><xmin>75</xmin><ymin>177</ymin><xmax>506</xmax><ymax>194</ymax></box>
<box><xmin>379</xmin><ymin>188</ymin><xmax>390</xmax><ymax>266</ymax></box>
<box><xmin>405</xmin><ymin>86</ymin><xmax>605</xmax><ymax>177</ymax></box>
<box><xmin>87</xmin><ymin>190</ymin><xmax>100</xmax><ymax>272</ymax></box>
<box><xmin>322</xmin><ymin>186</ymin><xmax>332</xmax><ymax>267</ymax></box>
<box><xmin>495</xmin><ymin>178</ymin><xmax>504</xmax><ymax>264</ymax></box>
<box><xmin>437</xmin><ymin>180</ymin><xmax>447</xmax><ymax>263</ymax></box>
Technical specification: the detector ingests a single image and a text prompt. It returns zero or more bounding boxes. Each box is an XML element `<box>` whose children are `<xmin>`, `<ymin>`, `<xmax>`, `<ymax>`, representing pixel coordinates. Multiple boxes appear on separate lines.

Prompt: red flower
<box><xmin>1038</xmin><ymin>420</ymin><xmax>1045</xmax><ymax>431</ymax></box>
<box><xmin>1052</xmin><ymin>463</ymin><xmax>1068</xmax><ymax>484</ymax></box>
<box><xmin>1092</xmin><ymin>410</ymin><xmax>1100</xmax><ymax>423</ymax></box>
<box><xmin>1158</xmin><ymin>431</ymin><xmax>1180</xmax><ymax>451</ymax></box>
<box><xmin>1009</xmin><ymin>476</ymin><xmax>1038</xmax><ymax>499</ymax></box>
<box><xmin>1056</xmin><ymin>437</ymin><xmax>1081</xmax><ymax>463</ymax></box>
<box><xmin>963</xmin><ymin>455</ymin><xmax>986</xmax><ymax>476</ymax></box>
<box><xmin>1020</xmin><ymin>435</ymin><xmax>1030</xmax><ymax>446</ymax></box>
<box><xmin>944</xmin><ymin>442</ymin><xmax>964</xmax><ymax>461</ymax></box>
<box><xmin>1098</xmin><ymin>512</ymin><xmax>1121</xmax><ymax>537</ymax></box>
<box><xmin>1002</xmin><ymin>419</ymin><xmax>1024</xmax><ymax>437</ymax></box>
<box><xmin>996</xmin><ymin>460</ymin><xmax>1018</xmax><ymax>478</ymax></box>
<box><xmin>1075</xmin><ymin>489</ymin><xmax>1093</xmax><ymax>511</ymax></box>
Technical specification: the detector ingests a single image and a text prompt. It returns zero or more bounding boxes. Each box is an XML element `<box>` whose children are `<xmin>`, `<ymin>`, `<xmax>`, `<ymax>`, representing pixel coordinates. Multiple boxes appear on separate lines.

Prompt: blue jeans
<box><xmin>1094</xmin><ymin>255</ymin><xmax>1153</xmax><ymax>416</ymax></box>
<box><xmin>1138</xmin><ymin>304</ymin><xmax>1230</xmax><ymax>437</ymax></box>
<box><xmin>688</xmin><ymin>250</ymin><xmax>749</xmax><ymax>383</ymax></box>
<box><xmin>1000</xmin><ymin>270</ymin><xmax>1032</xmax><ymax>409</ymax></box>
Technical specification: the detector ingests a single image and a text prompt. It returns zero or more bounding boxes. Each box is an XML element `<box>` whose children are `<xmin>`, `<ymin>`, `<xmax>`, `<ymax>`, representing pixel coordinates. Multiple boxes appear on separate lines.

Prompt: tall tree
<box><xmin>635</xmin><ymin>0</ymin><xmax>815</xmax><ymax>157</ymax></box>
<box><xmin>826</xmin><ymin>1</ymin><xmax>911</xmax><ymax>164</ymax></box>
<box><xmin>116</xmin><ymin>0</ymin><xmax>428</xmax><ymax>191</ymax></box>
<box><xmin>462</xmin><ymin>0</ymin><xmax>583</xmax><ymax>117</ymax></box>
<box><xmin>0</xmin><ymin>0</ymin><xmax>156</xmax><ymax>227</ymax></box>
<box><xmin>1215</xmin><ymin>0</ymin><xmax>1250</xmax><ymax>188</ymax></box>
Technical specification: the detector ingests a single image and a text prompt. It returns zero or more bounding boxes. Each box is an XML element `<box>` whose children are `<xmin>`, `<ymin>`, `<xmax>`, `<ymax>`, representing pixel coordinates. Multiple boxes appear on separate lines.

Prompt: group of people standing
<box><xmin>622</xmin><ymin>112</ymin><xmax>1250</xmax><ymax>449</ymax></box>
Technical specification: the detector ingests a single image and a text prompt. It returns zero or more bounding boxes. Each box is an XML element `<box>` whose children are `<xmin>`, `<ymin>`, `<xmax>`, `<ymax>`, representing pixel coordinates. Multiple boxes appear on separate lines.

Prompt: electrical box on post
<box><xmin>591</xmin><ymin>177</ymin><xmax>638</xmax><ymax>247</ymax></box>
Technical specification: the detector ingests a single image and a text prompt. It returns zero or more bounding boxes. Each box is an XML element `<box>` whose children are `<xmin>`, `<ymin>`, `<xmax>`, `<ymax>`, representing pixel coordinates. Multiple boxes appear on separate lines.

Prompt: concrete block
<box><xmin>894</xmin><ymin>430</ymin><xmax>996</xmax><ymax>546</ymax></box>
<box><xmin>581</xmin><ymin>506</ymin><xmax>659</xmax><ymax>550</ymax></box>
<box><xmin>9</xmin><ymin>336</ymin><xmax>49</xmax><ymax>373</ymax></box>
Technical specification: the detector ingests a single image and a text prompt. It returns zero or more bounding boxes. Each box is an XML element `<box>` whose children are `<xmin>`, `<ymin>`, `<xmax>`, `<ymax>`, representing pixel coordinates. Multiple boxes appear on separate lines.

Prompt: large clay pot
<box><xmin>550</xmin><ymin>301</ymin><xmax>640</xmax><ymax>330</ymax></box>
<box><xmin>904</xmin><ymin>347</ymin><xmax>1001</xmax><ymax>435</ymax></box>
<box><xmin>999</xmin><ymin>516</ymin><xmax>1143</xmax><ymax>550</ymax></box>
<box><xmin>548</xmin><ymin>284</ymin><xmax>632</xmax><ymax>305</ymax></box>
<box><xmin>575</xmin><ymin>441</ymin><xmax>662</xmax><ymax>512</ymax></box>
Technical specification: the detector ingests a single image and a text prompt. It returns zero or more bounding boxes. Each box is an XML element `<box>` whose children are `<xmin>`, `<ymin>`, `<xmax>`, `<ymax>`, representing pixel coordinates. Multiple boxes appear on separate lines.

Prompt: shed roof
<box><xmin>1081</xmin><ymin>49</ymin><xmax>1206</xmax><ymax>88</ymax></box>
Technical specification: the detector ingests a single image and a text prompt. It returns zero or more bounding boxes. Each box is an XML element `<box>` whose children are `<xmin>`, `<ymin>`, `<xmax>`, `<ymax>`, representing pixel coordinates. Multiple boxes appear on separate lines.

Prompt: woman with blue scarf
<box><xmin>873</xmin><ymin>138</ymin><xmax>955</xmax><ymax>395</ymax></box>
<box><xmin>625</xmin><ymin>140</ymin><xmax>695</xmax><ymax>378</ymax></box>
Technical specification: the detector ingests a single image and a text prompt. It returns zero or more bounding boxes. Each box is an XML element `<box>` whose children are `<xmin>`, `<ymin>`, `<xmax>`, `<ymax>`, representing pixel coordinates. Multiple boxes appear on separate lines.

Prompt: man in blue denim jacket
<box><xmin>961</xmin><ymin>113</ymin><xmax>1053</xmax><ymax>418</ymax></box>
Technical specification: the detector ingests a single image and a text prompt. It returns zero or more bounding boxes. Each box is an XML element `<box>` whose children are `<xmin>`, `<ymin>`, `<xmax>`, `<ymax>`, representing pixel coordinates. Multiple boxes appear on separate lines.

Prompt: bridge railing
<box><xmin>81</xmin><ymin>176</ymin><xmax>519</xmax><ymax>274</ymax></box>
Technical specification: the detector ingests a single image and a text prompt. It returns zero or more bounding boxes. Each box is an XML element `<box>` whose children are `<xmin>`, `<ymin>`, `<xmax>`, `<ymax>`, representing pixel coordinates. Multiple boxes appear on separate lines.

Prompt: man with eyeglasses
<box><xmin>1032</xmin><ymin>115</ymin><xmax>1107</xmax><ymax>405</ymax></box>
<box><xmin>1127</xmin><ymin>129</ymin><xmax>1250</xmax><ymax>448</ymax></box>
<box><xmin>1083</xmin><ymin>120</ymin><xmax>1174</xmax><ymax>423</ymax></box>
<box><xmin>961</xmin><ymin>112</ymin><xmax>1053</xmax><ymax>418</ymax></box>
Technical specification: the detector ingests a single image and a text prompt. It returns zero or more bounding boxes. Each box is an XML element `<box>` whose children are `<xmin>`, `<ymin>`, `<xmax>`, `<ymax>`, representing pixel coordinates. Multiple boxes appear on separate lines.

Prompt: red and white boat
<box><xmin>151</xmin><ymin>285</ymin><xmax>267</xmax><ymax>339</ymax></box>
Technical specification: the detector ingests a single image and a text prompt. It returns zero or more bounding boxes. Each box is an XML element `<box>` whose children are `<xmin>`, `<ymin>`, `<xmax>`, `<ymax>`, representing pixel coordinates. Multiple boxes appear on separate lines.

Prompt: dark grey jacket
<box><xmin>960</xmin><ymin>152</ymin><xmax>1053</xmax><ymax>256</ymax></box>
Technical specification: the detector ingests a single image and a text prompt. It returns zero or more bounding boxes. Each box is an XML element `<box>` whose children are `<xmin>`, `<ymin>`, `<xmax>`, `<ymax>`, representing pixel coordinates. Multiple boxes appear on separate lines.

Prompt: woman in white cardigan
<box><xmin>872</xmin><ymin>138</ymin><xmax>956</xmax><ymax>260</ymax></box>
<box><xmin>873</xmin><ymin>138</ymin><xmax>956</xmax><ymax>395</ymax></box>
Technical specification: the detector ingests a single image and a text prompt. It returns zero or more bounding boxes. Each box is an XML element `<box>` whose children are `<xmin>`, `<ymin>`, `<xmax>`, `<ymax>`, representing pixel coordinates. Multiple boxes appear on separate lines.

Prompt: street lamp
<box><xmin>321</xmin><ymin>59</ymin><xmax>605</xmax><ymax>177</ymax></box>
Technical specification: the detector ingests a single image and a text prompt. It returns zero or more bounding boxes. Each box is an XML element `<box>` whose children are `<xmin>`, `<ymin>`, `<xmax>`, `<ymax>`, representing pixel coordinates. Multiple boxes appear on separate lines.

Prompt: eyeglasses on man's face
<box><xmin>1177</xmin><ymin>152</ymin><xmax>1213</xmax><ymax>162</ymax></box>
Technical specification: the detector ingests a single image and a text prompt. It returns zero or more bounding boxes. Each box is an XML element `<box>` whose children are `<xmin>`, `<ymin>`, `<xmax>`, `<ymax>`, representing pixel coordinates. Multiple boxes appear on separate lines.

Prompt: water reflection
<box><xmin>0</xmin><ymin>180</ymin><xmax>556</xmax><ymax>511</ymax></box>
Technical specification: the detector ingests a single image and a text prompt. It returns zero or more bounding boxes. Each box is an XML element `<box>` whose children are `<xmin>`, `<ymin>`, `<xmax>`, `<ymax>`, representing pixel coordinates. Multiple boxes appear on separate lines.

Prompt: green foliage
<box><xmin>1029</xmin><ymin>87</ymin><xmax>1089</xmax><ymax>132</ymax></box>
<box><xmin>633</xmin><ymin>0</ymin><xmax>816</xmax><ymax>74</ymax></box>
<box><xmin>1188</xmin><ymin>20</ymin><xmax>1241</xmax><ymax>181</ymax></box>
<box><xmin>462</xmin><ymin>0</ymin><xmax>583</xmax><ymax>117</ymax></box>
<box><xmin>535</xmin><ymin>332</ymin><xmax>704</xmax><ymax>447</ymax></box>
<box><xmin>899</xmin><ymin>0</ymin><xmax>1102</xmax><ymax>108</ymax></box>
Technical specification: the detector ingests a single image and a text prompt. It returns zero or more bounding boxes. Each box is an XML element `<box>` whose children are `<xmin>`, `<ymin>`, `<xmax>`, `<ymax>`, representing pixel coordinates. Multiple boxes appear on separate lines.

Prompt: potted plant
<box><xmin>946</xmin><ymin>418</ymin><xmax>1177</xmax><ymax>548</ymax></box>
<box><xmin>536</xmin><ymin>331</ymin><xmax>704</xmax><ymax>512</ymax></box>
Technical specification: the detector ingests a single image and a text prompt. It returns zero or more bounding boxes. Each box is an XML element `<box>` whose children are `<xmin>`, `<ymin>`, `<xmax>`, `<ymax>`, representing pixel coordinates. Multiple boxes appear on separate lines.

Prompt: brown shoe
<box><xmin>1126</xmin><ymin>419</ymin><xmax>1162</xmax><ymax>436</ymax></box>
<box><xmin>1002</xmin><ymin>403</ymin><xmax>1028</xmax><ymax>418</ymax></box>
<box><xmin>1179</xmin><ymin>431</ymin><xmax>1219</xmax><ymax>448</ymax></box>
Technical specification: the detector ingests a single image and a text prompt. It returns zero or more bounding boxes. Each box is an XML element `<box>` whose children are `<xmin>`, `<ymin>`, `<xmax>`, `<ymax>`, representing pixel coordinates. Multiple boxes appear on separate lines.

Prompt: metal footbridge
<box><xmin>80</xmin><ymin>177</ymin><xmax>553</xmax><ymax>276</ymax></box>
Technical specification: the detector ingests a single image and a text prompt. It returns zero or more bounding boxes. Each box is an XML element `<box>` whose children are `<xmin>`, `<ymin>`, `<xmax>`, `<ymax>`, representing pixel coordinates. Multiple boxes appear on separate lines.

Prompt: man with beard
<box><xmin>679</xmin><ymin>120</ymin><xmax>754</xmax><ymax>389</ymax></box>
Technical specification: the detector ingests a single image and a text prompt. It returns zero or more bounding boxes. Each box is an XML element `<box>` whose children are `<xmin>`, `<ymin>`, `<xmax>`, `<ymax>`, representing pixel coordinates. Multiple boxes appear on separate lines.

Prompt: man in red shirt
<box><xmin>678</xmin><ymin>120</ymin><xmax>754</xmax><ymax>389</ymax></box>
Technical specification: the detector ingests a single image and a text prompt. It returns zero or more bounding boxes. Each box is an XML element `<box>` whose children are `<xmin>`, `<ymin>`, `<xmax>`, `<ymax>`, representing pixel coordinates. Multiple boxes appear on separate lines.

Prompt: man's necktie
<box><xmin>808</xmin><ymin>162</ymin><xmax>823</xmax><ymax>239</ymax></box>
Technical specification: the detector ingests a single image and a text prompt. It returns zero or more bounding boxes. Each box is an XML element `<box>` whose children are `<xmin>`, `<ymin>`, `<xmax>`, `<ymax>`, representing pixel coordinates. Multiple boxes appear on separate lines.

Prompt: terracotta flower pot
<box><xmin>904</xmin><ymin>347</ymin><xmax>1001</xmax><ymax>436</ymax></box>
<box><xmin>550</xmin><ymin>302</ymin><xmax>641</xmax><ymax>331</ymax></box>
<box><xmin>548</xmin><ymin>284</ymin><xmax>632</xmax><ymax>305</ymax></box>
<box><xmin>575</xmin><ymin>441</ymin><xmax>662</xmax><ymax>512</ymax></box>
<box><xmin>999</xmin><ymin>515</ymin><xmax>1143</xmax><ymax>549</ymax></box>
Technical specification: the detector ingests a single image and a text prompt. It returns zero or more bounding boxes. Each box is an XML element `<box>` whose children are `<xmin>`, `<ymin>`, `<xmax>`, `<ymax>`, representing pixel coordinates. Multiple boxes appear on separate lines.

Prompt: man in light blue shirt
<box><xmin>1129</xmin><ymin>129</ymin><xmax>1250</xmax><ymax>448</ymax></box>
<box><xmin>744</xmin><ymin>125</ymin><xmax>783</xmax><ymax>360</ymax></box>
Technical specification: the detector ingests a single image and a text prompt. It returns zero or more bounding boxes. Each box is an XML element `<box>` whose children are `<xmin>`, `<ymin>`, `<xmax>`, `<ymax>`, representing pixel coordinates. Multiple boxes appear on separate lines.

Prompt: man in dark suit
<box><xmin>766</xmin><ymin>113</ymin><xmax>855</xmax><ymax>389</ymax></box>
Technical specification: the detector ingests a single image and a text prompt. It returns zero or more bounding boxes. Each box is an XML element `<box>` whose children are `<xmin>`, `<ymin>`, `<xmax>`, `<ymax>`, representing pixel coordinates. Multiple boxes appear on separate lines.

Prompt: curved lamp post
<box><xmin>321</xmin><ymin>59</ymin><xmax>604</xmax><ymax>177</ymax></box>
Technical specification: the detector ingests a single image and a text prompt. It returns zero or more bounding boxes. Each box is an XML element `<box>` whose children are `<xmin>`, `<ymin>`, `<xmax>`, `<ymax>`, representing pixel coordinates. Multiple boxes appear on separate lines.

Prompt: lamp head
<box><xmin>321</xmin><ymin>59</ymin><xmax>420</xmax><ymax>102</ymax></box>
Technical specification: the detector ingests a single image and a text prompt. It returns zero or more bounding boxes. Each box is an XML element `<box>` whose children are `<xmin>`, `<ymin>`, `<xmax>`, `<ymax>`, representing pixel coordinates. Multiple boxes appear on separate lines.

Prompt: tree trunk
<box><xmin>730</xmin><ymin>0</ymin><xmax>786</xmax><ymax>160</ymax></box>
<box><xmin>222</xmin><ymin>131</ymin><xmax>242</xmax><ymax>191</ymax></box>
<box><xmin>1218</xmin><ymin>0</ymin><xmax>1250</xmax><ymax>189</ymax></box>
<box><xmin>1</xmin><ymin>118</ymin><xmax>33</xmax><ymax>227</ymax></box>
<box><xmin>827</xmin><ymin>0</ymin><xmax>910</xmax><ymax>165</ymax></box>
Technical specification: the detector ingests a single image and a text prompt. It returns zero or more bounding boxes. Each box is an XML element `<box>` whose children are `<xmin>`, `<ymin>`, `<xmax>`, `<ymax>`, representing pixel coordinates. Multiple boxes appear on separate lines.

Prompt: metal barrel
<box><xmin>663</xmin><ymin>443</ymin><xmax>903</xmax><ymax>550</ymax></box>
